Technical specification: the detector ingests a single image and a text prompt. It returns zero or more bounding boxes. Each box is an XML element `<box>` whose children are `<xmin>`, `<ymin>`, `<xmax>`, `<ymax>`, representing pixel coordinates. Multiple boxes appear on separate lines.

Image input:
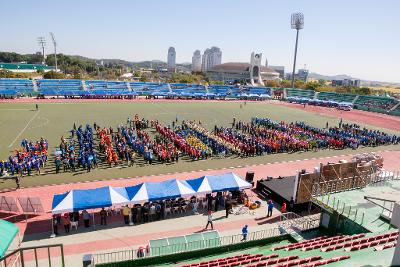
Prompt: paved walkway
<box><xmin>1</xmin><ymin>150</ymin><xmax>399</xmax><ymax>236</ymax></box>
<box><xmin>1</xmin><ymin>150</ymin><xmax>399</xmax><ymax>266</ymax></box>
<box><xmin>20</xmin><ymin>204</ymin><xmax>283</xmax><ymax>266</ymax></box>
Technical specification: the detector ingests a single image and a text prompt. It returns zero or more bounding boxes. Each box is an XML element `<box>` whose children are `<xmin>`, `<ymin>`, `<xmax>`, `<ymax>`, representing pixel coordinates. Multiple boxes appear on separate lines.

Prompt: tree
<box><xmin>140</xmin><ymin>75</ymin><xmax>149</xmax><ymax>82</ymax></box>
<box><xmin>43</xmin><ymin>71</ymin><xmax>65</xmax><ymax>79</ymax></box>
<box><xmin>0</xmin><ymin>69</ymin><xmax>15</xmax><ymax>78</ymax></box>
<box><xmin>356</xmin><ymin>87</ymin><xmax>372</xmax><ymax>95</ymax></box>
<box><xmin>265</xmin><ymin>80</ymin><xmax>279</xmax><ymax>88</ymax></box>
<box><xmin>294</xmin><ymin>80</ymin><xmax>305</xmax><ymax>89</ymax></box>
<box><xmin>210</xmin><ymin>80</ymin><xmax>224</xmax><ymax>85</ymax></box>
<box><xmin>280</xmin><ymin>80</ymin><xmax>291</xmax><ymax>88</ymax></box>
<box><xmin>36</xmin><ymin>69</ymin><xmax>45</xmax><ymax>75</ymax></box>
<box><xmin>305</xmin><ymin>81</ymin><xmax>320</xmax><ymax>90</ymax></box>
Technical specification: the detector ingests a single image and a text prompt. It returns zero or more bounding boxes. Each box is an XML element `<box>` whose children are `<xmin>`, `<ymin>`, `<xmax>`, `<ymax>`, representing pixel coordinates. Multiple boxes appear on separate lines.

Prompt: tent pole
<box><xmin>92</xmin><ymin>211</ymin><xmax>96</xmax><ymax>230</ymax></box>
<box><xmin>50</xmin><ymin>216</ymin><xmax>56</xmax><ymax>238</ymax></box>
<box><xmin>129</xmin><ymin>205</ymin><xmax>134</xmax><ymax>226</ymax></box>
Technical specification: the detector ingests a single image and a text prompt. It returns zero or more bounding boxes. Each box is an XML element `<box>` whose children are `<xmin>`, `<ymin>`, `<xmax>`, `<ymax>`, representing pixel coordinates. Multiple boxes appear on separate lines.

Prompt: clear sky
<box><xmin>2</xmin><ymin>0</ymin><xmax>399</xmax><ymax>82</ymax></box>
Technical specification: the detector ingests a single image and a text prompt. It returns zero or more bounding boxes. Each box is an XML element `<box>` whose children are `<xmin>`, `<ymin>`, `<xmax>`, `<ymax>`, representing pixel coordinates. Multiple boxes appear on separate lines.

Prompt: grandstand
<box><xmin>207</xmin><ymin>85</ymin><xmax>231</xmax><ymax>97</ymax></box>
<box><xmin>86</xmin><ymin>80</ymin><xmax>128</xmax><ymax>90</ymax></box>
<box><xmin>0</xmin><ymin>79</ymin><xmax>35</xmax><ymax>96</ymax></box>
<box><xmin>354</xmin><ymin>95</ymin><xmax>398</xmax><ymax>114</ymax></box>
<box><xmin>316</xmin><ymin>91</ymin><xmax>357</xmax><ymax>103</ymax></box>
<box><xmin>1</xmin><ymin>78</ymin><xmax>400</xmax><ymax>117</ymax></box>
<box><xmin>285</xmin><ymin>88</ymin><xmax>315</xmax><ymax>99</ymax></box>
<box><xmin>247</xmin><ymin>87</ymin><xmax>271</xmax><ymax>96</ymax></box>
<box><xmin>36</xmin><ymin>79</ymin><xmax>82</xmax><ymax>95</ymax></box>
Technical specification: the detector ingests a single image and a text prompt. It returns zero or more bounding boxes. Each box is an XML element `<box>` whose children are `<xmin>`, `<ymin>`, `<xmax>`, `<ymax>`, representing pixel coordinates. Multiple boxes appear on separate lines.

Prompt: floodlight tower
<box><xmin>290</xmin><ymin>12</ymin><xmax>304</xmax><ymax>88</ymax></box>
<box><xmin>50</xmin><ymin>32</ymin><xmax>58</xmax><ymax>71</ymax></box>
<box><xmin>37</xmin><ymin>37</ymin><xmax>46</xmax><ymax>65</ymax></box>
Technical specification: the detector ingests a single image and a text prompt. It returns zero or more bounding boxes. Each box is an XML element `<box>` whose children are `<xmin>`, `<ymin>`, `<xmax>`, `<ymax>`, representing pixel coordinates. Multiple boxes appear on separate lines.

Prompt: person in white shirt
<box><xmin>204</xmin><ymin>210</ymin><xmax>214</xmax><ymax>230</ymax></box>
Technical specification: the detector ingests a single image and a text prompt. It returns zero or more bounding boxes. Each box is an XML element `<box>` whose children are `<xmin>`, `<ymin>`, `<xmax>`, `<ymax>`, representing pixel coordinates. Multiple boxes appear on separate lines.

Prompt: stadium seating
<box><xmin>207</xmin><ymin>85</ymin><xmax>232</xmax><ymax>97</ymax></box>
<box><xmin>354</xmin><ymin>95</ymin><xmax>398</xmax><ymax>113</ymax></box>
<box><xmin>317</xmin><ymin>91</ymin><xmax>357</xmax><ymax>103</ymax></box>
<box><xmin>178</xmin><ymin>254</ymin><xmax>281</xmax><ymax>267</ymax></box>
<box><xmin>285</xmin><ymin>88</ymin><xmax>315</xmax><ymax>99</ymax></box>
<box><xmin>247</xmin><ymin>87</ymin><xmax>271</xmax><ymax>96</ymax></box>
<box><xmin>86</xmin><ymin>80</ymin><xmax>128</xmax><ymax>90</ymax></box>
<box><xmin>273</xmin><ymin>256</ymin><xmax>321</xmax><ymax>267</ymax></box>
<box><xmin>301</xmin><ymin>234</ymin><xmax>366</xmax><ymax>251</ymax></box>
<box><xmin>300</xmin><ymin>255</ymin><xmax>350</xmax><ymax>267</ymax></box>
<box><xmin>36</xmin><ymin>79</ymin><xmax>82</xmax><ymax>95</ymax></box>
<box><xmin>321</xmin><ymin>231</ymin><xmax>398</xmax><ymax>252</ymax></box>
<box><xmin>129</xmin><ymin>82</ymin><xmax>169</xmax><ymax>96</ymax></box>
<box><xmin>271</xmin><ymin>236</ymin><xmax>328</xmax><ymax>251</ymax></box>
<box><xmin>170</xmin><ymin>84</ymin><xmax>208</xmax><ymax>98</ymax></box>
<box><xmin>37</xmin><ymin>79</ymin><xmax>82</xmax><ymax>90</ymax></box>
<box><xmin>2</xmin><ymin>77</ymin><xmax>399</xmax><ymax>118</ymax></box>
<box><xmin>375</xmin><ymin>242</ymin><xmax>397</xmax><ymax>251</ymax></box>
<box><xmin>271</xmin><ymin>234</ymin><xmax>367</xmax><ymax>252</ymax></box>
<box><xmin>0</xmin><ymin>79</ymin><xmax>34</xmax><ymax>95</ymax></box>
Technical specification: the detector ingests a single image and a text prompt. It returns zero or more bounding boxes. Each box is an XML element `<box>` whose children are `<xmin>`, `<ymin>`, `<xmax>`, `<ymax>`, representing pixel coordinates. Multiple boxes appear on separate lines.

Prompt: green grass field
<box><xmin>0</xmin><ymin>101</ymin><xmax>399</xmax><ymax>190</ymax></box>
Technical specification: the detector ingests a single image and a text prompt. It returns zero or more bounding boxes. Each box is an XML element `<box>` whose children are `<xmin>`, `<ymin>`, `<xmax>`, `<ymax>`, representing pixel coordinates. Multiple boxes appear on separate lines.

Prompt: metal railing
<box><xmin>311</xmin><ymin>195</ymin><xmax>366</xmax><ymax>226</ymax></box>
<box><xmin>370</xmin><ymin>170</ymin><xmax>400</xmax><ymax>185</ymax></box>
<box><xmin>0</xmin><ymin>244</ymin><xmax>64</xmax><ymax>267</ymax></box>
<box><xmin>92</xmin><ymin>215</ymin><xmax>321</xmax><ymax>266</ymax></box>
<box><xmin>311</xmin><ymin>169</ymin><xmax>400</xmax><ymax>227</ymax></box>
<box><xmin>311</xmin><ymin>170</ymin><xmax>400</xmax><ymax>197</ymax></box>
<box><xmin>92</xmin><ymin>228</ymin><xmax>278</xmax><ymax>265</ymax></box>
<box><xmin>279</xmin><ymin>212</ymin><xmax>320</xmax><ymax>235</ymax></box>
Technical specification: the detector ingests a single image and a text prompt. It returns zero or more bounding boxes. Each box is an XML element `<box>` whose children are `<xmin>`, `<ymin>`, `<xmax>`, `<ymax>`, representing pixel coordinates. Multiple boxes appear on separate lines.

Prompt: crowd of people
<box><xmin>43</xmin><ymin>116</ymin><xmax>397</xmax><ymax>178</ymax></box>
<box><xmin>0</xmin><ymin>139</ymin><xmax>48</xmax><ymax>184</ymax></box>
<box><xmin>56</xmin><ymin>124</ymin><xmax>98</xmax><ymax>173</ymax></box>
<box><xmin>154</xmin><ymin>121</ymin><xmax>203</xmax><ymax>160</ymax></box>
<box><xmin>103</xmin><ymin>117</ymin><xmax>180</xmax><ymax>165</ymax></box>
<box><xmin>52</xmin><ymin>191</ymin><xmax>249</xmax><ymax>236</ymax></box>
<box><xmin>175</xmin><ymin>128</ymin><xmax>213</xmax><ymax>159</ymax></box>
<box><xmin>182</xmin><ymin>121</ymin><xmax>237</xmax><ymax>155</ymax></box>
<box><xmin>250</xmin><ymin>117</ymin><xmax>399</xmax><ymax>151</ymax></box>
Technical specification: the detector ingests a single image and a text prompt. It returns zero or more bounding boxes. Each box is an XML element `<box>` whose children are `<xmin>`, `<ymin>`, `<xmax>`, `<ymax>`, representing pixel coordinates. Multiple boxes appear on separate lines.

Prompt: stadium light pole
<box><xmin>50</xmin><ymin>32</ymin><xmax>58</xmax><ymax>71</ymax></box>
<box><xmin>290</xmin><ymin>12</ymin><xmax>304</xmax><ymax>88</ymax></box>
<box><xmin>37</xmin><ymin>37</ymin><xmax>46</xmax><ymax>65</ymax></box>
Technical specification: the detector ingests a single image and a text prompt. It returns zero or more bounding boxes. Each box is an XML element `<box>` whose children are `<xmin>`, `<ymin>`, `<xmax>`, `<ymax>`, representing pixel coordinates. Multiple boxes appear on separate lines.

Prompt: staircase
<box><xmin>389</xmin><ymin>101</ymin><xmax>400</xmax><ymax>112</ymax></box>
<box><xmin>313</xmin><ymin>92</ymin><xmax>319</xmax><ymax>100</ymax></box>
<box><xmin>278</xmin><ymin>213</ymin><xmax>320</xmax><ymax>242</ymax></box>
<box><xmin>32</xmin><ymin>79</ymin><xmax>38</xmax><ymax>92</ymax></box>
<box><xmin>81</xmin><ymin>80</ymin><xmax>87</xmax><ymax>91</ymax></box>
<box><xmin>352</xmin><ymin>95</ymin><xmax>359</xmax><ymax>104</ymax></box>
<box><xmin>126</xmin><ymin>82</ymin><xmax>132</xmax><ymax>91</ymax></box>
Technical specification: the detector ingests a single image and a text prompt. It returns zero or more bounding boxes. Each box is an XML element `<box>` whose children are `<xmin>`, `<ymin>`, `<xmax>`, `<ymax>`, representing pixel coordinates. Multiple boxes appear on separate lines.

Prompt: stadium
<box><xmin>0</xmin><ymin>79</ymin><xmax>400</xmax><ymax>267</ymax></box>
<box><xmin>1</xmin><ymin>2</ymin><xmax>400</xmax><ymax>267</ymax></box>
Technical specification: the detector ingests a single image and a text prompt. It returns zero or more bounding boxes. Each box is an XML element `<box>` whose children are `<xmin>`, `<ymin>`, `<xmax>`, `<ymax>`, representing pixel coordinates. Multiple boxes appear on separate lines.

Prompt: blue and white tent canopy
<box><xmin>126</xmin><ymin>179</ymin><xmax>196</xmax><ymax>203</ymax></box>
<box><xmin>187</xmin><ymin>172</ymin><xmax>251</xmax><ymax>194</ymax></box>
<box><xmin>52</xmin><ymin>186</ymin><xmax>130</xmax><ymax>214</ymax></box>
<box><xmin>51</xmin><ymin>172</ymin><xmax>250</xmax><ymax>213</ymax></box>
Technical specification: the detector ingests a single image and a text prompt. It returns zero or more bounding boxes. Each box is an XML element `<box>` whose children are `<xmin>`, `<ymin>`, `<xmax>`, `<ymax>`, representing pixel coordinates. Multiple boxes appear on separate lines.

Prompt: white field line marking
<box><xmin>8</xmin><ymin>111</ymin><xmax>40</xmax><ymax>148</ymax></box>
<box><xmin>5</xmin><ymin>149</ymin><xmax>396</xmax><ymax>191</ymax></box>
<box><xmin>0</xmin><ymin>108</ymin><xmax>32</xmax><ymax>111</ymax></box>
